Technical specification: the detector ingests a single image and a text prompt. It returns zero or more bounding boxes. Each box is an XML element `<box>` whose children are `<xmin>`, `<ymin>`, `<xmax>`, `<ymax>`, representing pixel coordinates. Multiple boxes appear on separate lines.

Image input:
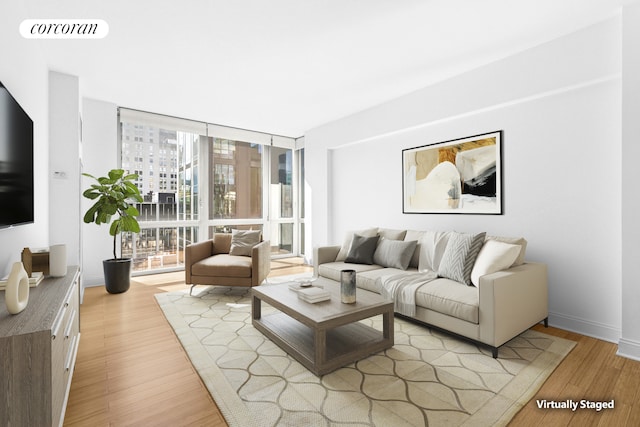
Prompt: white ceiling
<box><xmin>23</xmin><ymin>0</ymin><xmax>629</xmax><ymax>137</ymax></box>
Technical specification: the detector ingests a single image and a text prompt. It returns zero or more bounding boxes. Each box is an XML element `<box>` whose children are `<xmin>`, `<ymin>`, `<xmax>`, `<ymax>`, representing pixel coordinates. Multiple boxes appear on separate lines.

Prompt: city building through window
<box><xmin>118</xmin><ymin>108</ymin><xmax>304</xmax><ymax>274</ymax></box>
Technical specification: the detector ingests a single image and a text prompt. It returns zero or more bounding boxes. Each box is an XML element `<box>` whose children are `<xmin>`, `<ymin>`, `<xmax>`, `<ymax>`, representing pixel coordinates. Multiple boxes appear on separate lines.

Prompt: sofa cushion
<box><xmin>418</xmin><ymin>231</ymin><xmax>451</xmax><ymax>272</ymax></box>
<box><xmin>336</xmin><ymin>228</ymin><xmax>378</xmax><ymax>262</ymax></box>
<box><xmin>373</xmin><ymin>238</ymin><xmax>417</xmax><ymax>270</ymax></box>
<box><xmin>317</xmin><ymin>262</ymin><xmax>384</xmax><ymax>284</ymax></box>
<box><xmin>357</xmin><ymin>267</ymin><xmax>416</xmax><ymax>294</ymax></box>
<box><xmin>438</xmin><ymin>231</ymin><xmax>486</xmax><ymax>285</ymax></box>
<box><xmin>471</xmin><ymin>240</ymin><xmax>521</xmax><ymax>286</ymax></box>
<box><xmin>192</xmin><ymin>254</ymin><xmax>252</xmax><ymax>278</ymax></box>
<box><xmin>485</xmin><ymin>235</ymin><xmax>528</xmax><ymax>266</ymax></box>
<box><xmin>415</xmin><ymin>278</ymin><xmax>479</xmax><ymax>323</ymax></box>
<box><xmin>345</xmin><ymin>234</ymin><xmax>380</xmax><ymax>264</ymax></box>
<box><xmin>229</xmin><ymin>229</ymin><xmax>261</xmax><ymax>256</ymax></box>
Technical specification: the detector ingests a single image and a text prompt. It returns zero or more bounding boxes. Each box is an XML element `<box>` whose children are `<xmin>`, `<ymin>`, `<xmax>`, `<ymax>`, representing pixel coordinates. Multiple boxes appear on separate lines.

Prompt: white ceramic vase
<box><xmin>49</xmin><ymin>244</ymin><xmax>67</xmax><ymax>277</ymax></box>
<box><xmin>5</xmin><ymin>261</ymin><xmax>29</xmax><ymax>314</ymax></box>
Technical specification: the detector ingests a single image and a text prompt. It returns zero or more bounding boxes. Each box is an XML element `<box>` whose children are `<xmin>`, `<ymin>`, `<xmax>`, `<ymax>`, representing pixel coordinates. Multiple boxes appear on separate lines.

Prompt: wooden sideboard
<box><xmin>0</xmin><ymin>266</ymin><xmax>81</xmax><ymax>427</ymax></box>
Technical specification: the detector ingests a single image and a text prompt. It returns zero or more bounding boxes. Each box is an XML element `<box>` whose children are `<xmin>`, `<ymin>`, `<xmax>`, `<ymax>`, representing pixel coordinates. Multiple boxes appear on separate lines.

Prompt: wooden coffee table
<box><xmin>251</xmin><ymin>278</ymin><xmax>394</xmax><ymax>375</ymax></box>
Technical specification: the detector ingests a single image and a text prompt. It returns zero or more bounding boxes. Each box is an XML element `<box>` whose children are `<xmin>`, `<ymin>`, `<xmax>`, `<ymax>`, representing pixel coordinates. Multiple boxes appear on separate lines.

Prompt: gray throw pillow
<box><xmin>437</xmin><ymin>231</ymin><xmax>486</xmax><ymax>285</ymax></box>
<box><xmin>229</xmin><ymin>229</ymin><xmax>262</xmax><ymax>256</ymax></box>
<box><xmin>345</xmin><ymin>234</ymin><xmax>380</xmax><ymax>265</ymax></box>
<box><xmin>373</xmin><ymin>238</ymin><xmax>418</xmax><ymax>270</ymax></box>
<box><xmin>335</xmin><ymin>228</ymin><xmax>378</xmax><ymax>261</ymax></box>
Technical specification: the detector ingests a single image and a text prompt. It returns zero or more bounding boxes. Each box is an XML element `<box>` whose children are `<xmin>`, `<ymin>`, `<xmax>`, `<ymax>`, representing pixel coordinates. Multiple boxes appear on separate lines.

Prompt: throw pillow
<box><xmin>470</xmin><ymin>240</ymin><xmax>521</xmax><ymax>286</ymax></box>
<box><xmin>377</xmin><ymin>228</ymin><xmax>407</xmax><ymax>241</ymax></box>
<box><xmin>418</xmin><ymin>230</ymin><xmax>451</xmax><ymax>272</ymax></box>
<box><xmin>485</xmin><ymin>235</ymin><xmax>528</xmax><ymax>266</ymax></box>
<box><xmin>229</xmin><ymin>229</ymin><xmax>262</xmax><ymax>256</ymax></box>
<box><xmin>373</xmin><ymin>238</ymin><xmax>418</xmax><ymax>270</ymax></box>
<box><xmin>335</xmin><ymin>228</ymin><xmax>378</xmax><ymax>261</ymax></box>
<box><xmin>404</xmin><ymin>230</ymin><xmax>426</xmax><ymax>268</ymax></box>
<box><xmin>345</xmin><ymin>234</ymin><xmax>380</xmax><ymax>265</ymax></box>
<box><xmin>437</xmin><ymin>231</ymin><xmax>486</xmax><ymax>286</ymax></box>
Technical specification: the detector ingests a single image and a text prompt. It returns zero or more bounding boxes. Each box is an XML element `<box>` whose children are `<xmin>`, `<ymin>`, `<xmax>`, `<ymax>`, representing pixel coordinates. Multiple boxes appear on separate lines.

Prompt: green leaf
<box><xmin>109</xmin><ymin>219</ymin><xmax>120</xmax><ymax>236</ymax></box>
<box><xmin>125</xmin><ymin>206</ymin><xmax>140</xmax><ymax>216</ymax></box>
<box><xmin>103</xmin><ymin>204</ymin><xmax>117</xmax><ymax>215</ymax></box>
<box><xmin>120</xmin><ymin>216</ymin><xmax>140</xmax><ymax>233</ymax></box>
<box><xmin>97</xmin><ymin>212</ymin><xmax>111</xmax><ymax>225</ymax></box>
<box><xmin>83</xmin><ymin>205</ymin><xmax>98</xmax><ymax>223</ymax></box>
<box><xmin>108</xmin><ymin>169</ymin><xmax>124</xmax><ymax>180</ymax></box>
<box><xmin>82</xmin><ymin>189</ymin><xmax>100</xmax><ymax>199</ymax></box>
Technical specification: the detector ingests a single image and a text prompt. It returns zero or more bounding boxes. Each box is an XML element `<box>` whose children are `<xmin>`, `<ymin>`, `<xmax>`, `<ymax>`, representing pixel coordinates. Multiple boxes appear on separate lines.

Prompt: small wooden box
<box><xmin>21</xmin><ymin>247</ymin><xmax>50</xmax><ymax>277</ymax></box>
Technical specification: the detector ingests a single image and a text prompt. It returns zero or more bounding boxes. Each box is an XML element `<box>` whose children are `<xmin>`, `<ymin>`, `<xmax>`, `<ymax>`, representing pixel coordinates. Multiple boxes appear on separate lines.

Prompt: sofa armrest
<box><xmin>313</xmin><ymin>245</ymin><xmax>341</xmax><ymax>277</ymax></box>
<box><xmin>478</xmin><ymin>262</ymin><xmax>548</xmax><ymax>348</ymax></box>
<box><xmin>185</xmin><ymin>240</ymin><xmax>213</xmax><ymax>284</ymax></box>
<box><xmin>251</xmin><ymin>240</ymin><xmax>271</xmax><ymax>286</ymax></box>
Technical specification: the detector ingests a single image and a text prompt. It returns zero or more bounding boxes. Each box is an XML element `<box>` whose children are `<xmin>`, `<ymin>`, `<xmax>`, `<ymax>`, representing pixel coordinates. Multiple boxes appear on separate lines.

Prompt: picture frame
<box><xmin>402</xmin><ymin>130</ymin><xmax>503</xmax><ymax>214</ymax></box>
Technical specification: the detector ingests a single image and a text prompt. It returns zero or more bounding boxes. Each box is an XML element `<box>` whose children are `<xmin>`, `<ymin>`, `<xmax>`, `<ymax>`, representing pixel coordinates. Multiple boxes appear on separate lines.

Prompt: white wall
<box><xmin>49</xmin><ymin>71</ymin><xmax>81</xmax><ymax>266</ymax></box>
<box><xmin>306</xmin><ymin>16</ymin><xmax>624</xmax><ymax>346</ymax></box>
<box><xmin>0</xmin><ymin>2</ymin><xmax>50</xmax><ymax>277</ymax></box>
<box><xmin>620</xmin><ymin>3</ymin><xmax>640</xmax><ymax>361</ymax></box>
<box><xmin>81</xmin><ymin>98</ymin><xmax>119</xmax><ymax>287</ymax></box>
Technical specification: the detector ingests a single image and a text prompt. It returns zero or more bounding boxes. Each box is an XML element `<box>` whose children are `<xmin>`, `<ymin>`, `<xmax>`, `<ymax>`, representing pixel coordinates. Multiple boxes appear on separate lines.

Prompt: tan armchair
<box><xmin>185</xmin><ymin>233</ymin><xmax>271</xmax><ymax>295</ymax></box>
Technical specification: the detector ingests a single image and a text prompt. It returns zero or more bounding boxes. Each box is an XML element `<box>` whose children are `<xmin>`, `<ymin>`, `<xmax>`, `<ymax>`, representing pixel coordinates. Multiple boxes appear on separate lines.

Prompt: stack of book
<box><xmin>298</xmin><ymin>287</ymin><xmax>331</xmax><ymax>303</ymax></box>
<box><xmin>0</xmin><ymin>271</ymin><xmax>44</xmax><ymax>291</ymax></box>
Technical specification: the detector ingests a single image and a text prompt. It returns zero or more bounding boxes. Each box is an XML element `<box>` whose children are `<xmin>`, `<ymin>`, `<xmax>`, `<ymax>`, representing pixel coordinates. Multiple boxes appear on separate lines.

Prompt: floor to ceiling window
<box><xmin>208</xmin><ymin>138</ymin><xmax>263</xmax><ymax>236</ymax></box>
<box><xmin>269</xmin><ymin>145</ymin><xmax>294</xmax><ymax>256</ymax></box>
<box><xmin>297</xmin><ymin>145</ymin><xmax>305</xmax><ymax>256</ymax></box>
<box><xmin>119</xmin><ymin>108</ymin><xmax>303</xmax><ymax>273</ymax></box>
<box><xmin>119</xmin><ymin>110</ymin><xmax>204</xmax><ymax>273</ymax></box>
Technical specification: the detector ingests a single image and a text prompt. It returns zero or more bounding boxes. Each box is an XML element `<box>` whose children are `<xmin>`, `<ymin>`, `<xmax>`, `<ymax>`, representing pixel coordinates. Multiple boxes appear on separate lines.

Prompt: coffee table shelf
<box><xmin>252</xmin><ymin>280</ymin><xmax>394</xmax><ymax>376</ymax></box>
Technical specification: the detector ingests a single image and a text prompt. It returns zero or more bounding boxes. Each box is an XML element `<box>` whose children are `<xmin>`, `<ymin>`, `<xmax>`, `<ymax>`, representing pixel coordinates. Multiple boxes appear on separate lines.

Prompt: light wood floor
<box><xmin>64</xmin><ymin>258</ymin><xmax>640</xmax><ymax>426</ymax></box>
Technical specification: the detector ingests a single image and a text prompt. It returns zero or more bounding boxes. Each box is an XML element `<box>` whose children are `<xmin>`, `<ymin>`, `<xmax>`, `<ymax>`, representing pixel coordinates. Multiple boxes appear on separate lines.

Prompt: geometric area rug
<box><xmin>155</xmin><ymin>283</ymin><xmax>575</xmax><ymax>427</ymax></box>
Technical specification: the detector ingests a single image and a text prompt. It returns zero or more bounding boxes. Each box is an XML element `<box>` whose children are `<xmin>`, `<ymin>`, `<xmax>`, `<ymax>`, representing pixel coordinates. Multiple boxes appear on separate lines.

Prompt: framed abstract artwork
<box><xmin>402</xmin><ymin>130</ymin><xmax>503</xmax><ymax>214</ymax></box>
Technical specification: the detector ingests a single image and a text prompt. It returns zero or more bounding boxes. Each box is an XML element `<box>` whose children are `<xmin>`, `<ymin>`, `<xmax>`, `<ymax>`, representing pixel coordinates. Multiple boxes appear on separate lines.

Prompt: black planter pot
<box><xmin>103</xmin><ymin>258</ymin><xmax>132</xmax><ymax>294</ymax></box>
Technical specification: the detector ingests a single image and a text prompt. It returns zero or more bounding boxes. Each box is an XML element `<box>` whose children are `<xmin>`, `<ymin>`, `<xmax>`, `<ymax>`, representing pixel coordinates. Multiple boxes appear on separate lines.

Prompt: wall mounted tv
<box><xmin>0</xmin><ymin>81</ymin><xmax>34</xmax><ymax>229</ymax></box>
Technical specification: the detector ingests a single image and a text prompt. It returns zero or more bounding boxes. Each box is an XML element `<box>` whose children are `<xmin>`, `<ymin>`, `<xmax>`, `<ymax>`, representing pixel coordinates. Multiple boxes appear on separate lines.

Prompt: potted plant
<box><xmin>82</xmin><ymin>169</ymin><xmax>143</xmax><ymax>293</ymax></box>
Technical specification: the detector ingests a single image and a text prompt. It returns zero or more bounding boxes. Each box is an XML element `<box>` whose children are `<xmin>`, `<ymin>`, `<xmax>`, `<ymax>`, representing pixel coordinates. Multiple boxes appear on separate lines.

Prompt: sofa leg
<box><xmin>189</xmin><ymin>284</ymin><xmax>197</xmax><ymax>296</ymax></box>
<box><xmin>492</xmin><ymin>347</ymin><xmax>499</xmax><ymax>358</ymax></box>
<box><xmin>543</xmin><ymin>317</ymin><xmax>549</xmax><ymax>328</ymax></box>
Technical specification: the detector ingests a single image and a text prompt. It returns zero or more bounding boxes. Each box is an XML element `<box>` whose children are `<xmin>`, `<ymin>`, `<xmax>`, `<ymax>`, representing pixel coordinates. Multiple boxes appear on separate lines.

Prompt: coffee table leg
<box><xmin>252</xmin><ymin>295</ymin><xmax>262</xmax><ymax>320</ymax></box>
<box><xmin>383</xmin><ymin>309</ymin><xmax>394</xmax><ymax>342</ymax></box>
<box><xmin>315</xmin><ymin>329</ymin><xmax>326</xmax><ymax>367</ymax></box>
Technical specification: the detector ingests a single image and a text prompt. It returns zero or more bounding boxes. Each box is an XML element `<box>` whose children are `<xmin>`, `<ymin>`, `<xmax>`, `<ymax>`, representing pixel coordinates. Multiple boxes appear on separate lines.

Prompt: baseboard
<box><xmin>82</xmin><ymin>274</ymin><xmax>106</xmax><ymax>287</ymax></box>
<box><xmin>617</xmin><ymin>338</ymin><xmax>640</xmax><ymax>361</ymax></box>
<box><xmin>548</xmin><ymin>311</ymin><xmax>620</xmax><ymax>344</ymax></box>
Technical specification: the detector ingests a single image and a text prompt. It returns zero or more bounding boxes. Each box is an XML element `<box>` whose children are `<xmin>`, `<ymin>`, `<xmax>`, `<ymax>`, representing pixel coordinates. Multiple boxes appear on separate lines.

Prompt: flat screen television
<box><xmin>0</xmin><ymin>81</ymin><xmax>34</xmax><ymax>228</ymax></box>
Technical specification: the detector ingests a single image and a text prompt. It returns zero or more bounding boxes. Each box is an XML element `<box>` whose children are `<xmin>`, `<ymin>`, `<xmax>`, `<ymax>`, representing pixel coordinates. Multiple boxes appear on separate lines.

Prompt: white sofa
<box><xmin>313</xmin><ymin>227</ymin><xmax>548</xmax><ymax>358</ymax></box>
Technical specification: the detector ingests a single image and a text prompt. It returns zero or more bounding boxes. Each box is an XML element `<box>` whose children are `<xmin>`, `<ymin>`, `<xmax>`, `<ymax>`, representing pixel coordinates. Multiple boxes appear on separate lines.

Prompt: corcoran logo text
<box><xmin>20</xmin><ymin>19</ymin><xmax>109</xmax><ymax>39</ymax></box>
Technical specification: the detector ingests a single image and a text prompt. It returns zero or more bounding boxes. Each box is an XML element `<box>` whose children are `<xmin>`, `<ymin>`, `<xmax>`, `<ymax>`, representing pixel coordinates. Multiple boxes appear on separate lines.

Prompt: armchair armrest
<box><xmin>185</xmin><ymin>240</ymin><xmax>213</xmax><ymax>284</ymax></box>
<box><xmin>478</xmin><ymin>262</ymin><xmax>548</xmax><ymax>348</ymax></box>
<box><xmin>313</xmin><ymin>245</ymin><xmax>341</xmax><ymax>277</ymax></box>
<box><xmin>251</xmin><ymin>240</ymin><xmax>271</xmax><ymax>286</ymax></box>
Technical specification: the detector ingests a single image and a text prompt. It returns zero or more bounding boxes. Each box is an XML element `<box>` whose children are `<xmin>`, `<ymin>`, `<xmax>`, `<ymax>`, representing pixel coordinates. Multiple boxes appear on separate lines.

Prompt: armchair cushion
<box><xmin>229</xmin><ymin>229</ymin><xmax>262</xmax><ymax>256</ymax></box>
<box><xmin>192</xmin><ymin>254</ymin><xmax>253</xmax><ymax>278</ymax></box>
